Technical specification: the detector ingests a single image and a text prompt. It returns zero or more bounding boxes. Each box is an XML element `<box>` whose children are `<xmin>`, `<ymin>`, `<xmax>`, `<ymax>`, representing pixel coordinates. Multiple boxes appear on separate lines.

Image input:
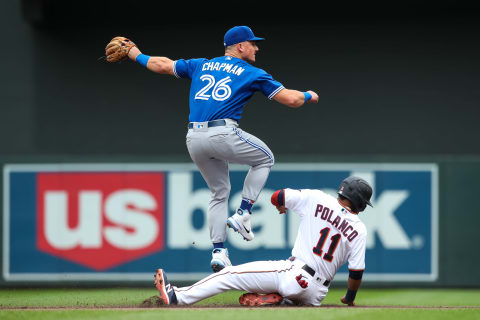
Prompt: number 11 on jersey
<box><xmin>313</xmin><ymin>227</ymin><xmax>341</xmax><ymax>262</ymax></box>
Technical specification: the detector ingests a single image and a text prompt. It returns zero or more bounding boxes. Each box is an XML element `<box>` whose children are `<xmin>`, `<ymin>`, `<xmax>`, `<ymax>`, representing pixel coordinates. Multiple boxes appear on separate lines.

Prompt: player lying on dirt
<box><xmin>149</xmin><ymin>176</ymin><xmax>373</xmax><ymax>306</ymax></box>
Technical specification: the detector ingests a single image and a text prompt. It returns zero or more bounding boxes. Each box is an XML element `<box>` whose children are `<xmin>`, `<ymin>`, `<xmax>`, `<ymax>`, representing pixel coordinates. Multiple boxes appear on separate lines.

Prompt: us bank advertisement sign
<box><xmin>3</xmin><ymin>163</ymin><xmax>438</xmax><ymax>282</ymax></box>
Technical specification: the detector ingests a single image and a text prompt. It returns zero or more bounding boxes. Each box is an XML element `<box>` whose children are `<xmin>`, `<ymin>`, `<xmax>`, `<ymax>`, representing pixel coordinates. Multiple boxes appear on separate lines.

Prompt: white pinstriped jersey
<box><xmin>285</xmin><ymin>189</ymin><xmax>367</xmax><ymax>281</ymax></box>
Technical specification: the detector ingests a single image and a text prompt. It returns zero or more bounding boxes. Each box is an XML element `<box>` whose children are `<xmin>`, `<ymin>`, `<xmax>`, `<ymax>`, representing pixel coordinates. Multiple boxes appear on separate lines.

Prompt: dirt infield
<box><xmin>2</xmin><ymin>305</ymin><xmax>480</xmax><ymax>310</ymax></box>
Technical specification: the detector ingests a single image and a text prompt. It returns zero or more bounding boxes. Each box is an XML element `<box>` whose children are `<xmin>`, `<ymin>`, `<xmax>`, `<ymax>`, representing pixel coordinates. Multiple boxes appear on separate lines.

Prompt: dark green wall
<box><xmin>2</xmin><ymin>1</ymin><xmax>480</xmax><ymax>156</ymax></box>
<box><xmin>440</xmin><ymin>159</ymin><xmax>480</xmax><ymax>286</ymax></box>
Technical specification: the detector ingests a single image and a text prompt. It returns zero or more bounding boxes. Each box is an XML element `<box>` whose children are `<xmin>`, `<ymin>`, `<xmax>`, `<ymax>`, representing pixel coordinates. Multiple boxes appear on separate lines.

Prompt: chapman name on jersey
<box><xmin>201</xmin><ymin>61</ymin><xmax>245</xmax><ymax>76</ymax></box>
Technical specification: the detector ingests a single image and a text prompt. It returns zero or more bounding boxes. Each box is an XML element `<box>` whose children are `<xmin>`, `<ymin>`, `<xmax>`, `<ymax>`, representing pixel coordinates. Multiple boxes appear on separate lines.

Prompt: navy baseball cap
<box><xmin>224</xmin><ymin>26</ymin><xmax>265</xmax><ymax>47</ymax></box>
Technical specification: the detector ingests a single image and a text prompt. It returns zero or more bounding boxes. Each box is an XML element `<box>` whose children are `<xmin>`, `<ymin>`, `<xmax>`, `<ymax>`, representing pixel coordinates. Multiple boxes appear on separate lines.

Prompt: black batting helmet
<box><xmin>337</xmin><ymin>176</ymin><xmax>373</xmax><ymax>212</ymax></box>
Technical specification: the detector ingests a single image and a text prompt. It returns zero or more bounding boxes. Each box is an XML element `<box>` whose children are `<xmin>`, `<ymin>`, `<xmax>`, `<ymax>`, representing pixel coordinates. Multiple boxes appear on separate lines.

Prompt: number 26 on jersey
<box><xmin>195</xmin><ymin>75</ymin><xmax>232</xmax><ymax>101</ymax></box>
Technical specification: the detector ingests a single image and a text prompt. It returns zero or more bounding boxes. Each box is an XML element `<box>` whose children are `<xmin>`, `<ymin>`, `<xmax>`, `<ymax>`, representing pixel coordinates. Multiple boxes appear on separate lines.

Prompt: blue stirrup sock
<box><xmin>213</xmin><ymin>242</ymin><xmax>224</xmax><ymax>249</ymax></box>
<box><xmin>240</xmin><ymin>198</ymin><xmax>254</xmax><ymax>213</ymax></box>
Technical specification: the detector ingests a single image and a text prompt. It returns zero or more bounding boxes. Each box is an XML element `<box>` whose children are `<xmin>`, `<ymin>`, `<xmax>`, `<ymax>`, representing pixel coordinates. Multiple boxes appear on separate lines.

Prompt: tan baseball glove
<box><xmin>105</xmin><ymin>36</ymin><xmax>137</xmax><ymax>62</ymax></box>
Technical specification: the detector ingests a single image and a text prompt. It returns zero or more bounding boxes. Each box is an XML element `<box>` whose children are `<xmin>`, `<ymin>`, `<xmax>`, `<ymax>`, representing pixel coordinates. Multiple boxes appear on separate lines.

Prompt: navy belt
<box><xmin>302</xmin><ymin>264</ymin><xmax>330</xmax><ymax>287</ymax></box>
<box><xmin>188</xmin><ymin>119</ymin><xmax>226</xmax><ymax>129</ymax></box>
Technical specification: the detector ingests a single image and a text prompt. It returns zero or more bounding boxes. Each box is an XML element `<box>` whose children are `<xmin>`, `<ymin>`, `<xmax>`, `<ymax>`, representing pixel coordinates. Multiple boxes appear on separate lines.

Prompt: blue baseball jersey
<box><xmin>173</xmin><ymin>56</ymin><xmax>284</xmax><ymax>122</ymax></box>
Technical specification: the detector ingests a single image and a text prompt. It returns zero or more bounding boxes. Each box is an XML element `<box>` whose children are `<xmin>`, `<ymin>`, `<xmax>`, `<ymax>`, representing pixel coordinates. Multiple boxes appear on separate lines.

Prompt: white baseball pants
<box><xmin>173</xmin><ymin>258</ymin><xmax>329</xmax><ymax>306</ymax></box>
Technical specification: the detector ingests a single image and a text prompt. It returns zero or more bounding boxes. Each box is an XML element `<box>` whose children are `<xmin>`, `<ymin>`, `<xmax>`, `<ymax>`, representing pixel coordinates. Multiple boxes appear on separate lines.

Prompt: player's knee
<box><xmin>267</xmin><ymin>154</ymin><xmax>275</xmax><ymax>167</ymax></box>
<box><xmin>268</xmin><ymin>152</ymin><xmax>275</xmax><ymax>166</ymax></box>
<box><xmin>255</xmin><ymin>158</ymin><xmax>274</xmax><ymax>169</ymax></box>
<box><xmin>255</xmin><ymin>152</ymin><xmax>275</xmax><ymax>168</ymax></box>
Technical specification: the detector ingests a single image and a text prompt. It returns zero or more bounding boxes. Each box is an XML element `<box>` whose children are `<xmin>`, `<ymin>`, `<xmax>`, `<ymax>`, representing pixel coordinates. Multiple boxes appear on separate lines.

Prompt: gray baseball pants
<box><xmin>186</xmin><ymin>119</ymin><xmax>275</xmax><ymax>243</ymax></box>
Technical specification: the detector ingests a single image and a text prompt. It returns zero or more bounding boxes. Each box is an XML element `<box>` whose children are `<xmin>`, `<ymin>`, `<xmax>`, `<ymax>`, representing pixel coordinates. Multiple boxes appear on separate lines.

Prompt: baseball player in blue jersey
<box><xmin>121</xmin><ymin>26</ymin><xmax>319</xmax><ymax>272</ymax></box>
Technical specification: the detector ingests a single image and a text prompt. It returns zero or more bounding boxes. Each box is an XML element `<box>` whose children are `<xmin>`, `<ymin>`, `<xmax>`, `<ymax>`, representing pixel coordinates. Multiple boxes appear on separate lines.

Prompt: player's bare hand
<box><xmin>307</xmin><ymin>90</ymin><xmax>319</xmax><ymax>103</ymax></box>
<box><xmin>340</xmin><ymin>296</ymin><xmax>355</xmax><ymax>306</ymax></box>
<box><xmin>276</xmin><ymin>205</ymin><xmax>287</xmax><ymax>214</ymax></box>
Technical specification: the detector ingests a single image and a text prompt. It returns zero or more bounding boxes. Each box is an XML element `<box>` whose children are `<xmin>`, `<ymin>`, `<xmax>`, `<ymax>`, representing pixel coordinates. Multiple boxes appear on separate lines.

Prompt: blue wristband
<box><xmin>303</xmin><ymin>92</ymin><xmax>312</xmax><ymax>103</ymax></box>
<box><xmin>136</xmin><ymin>54</ymin><xmax>151</xmax><ymax>67</ymax></box>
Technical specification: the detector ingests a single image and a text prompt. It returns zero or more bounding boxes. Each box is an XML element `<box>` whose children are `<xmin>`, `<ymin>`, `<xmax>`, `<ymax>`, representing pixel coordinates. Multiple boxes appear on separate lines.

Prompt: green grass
<box><xmin>322</xmin><ymin>288</ymin><xmax>480</xmax><ymax>307</ymax></box>
<box><xmin>2</xmin><ymin>288</ymin><xmax>479</xmax><ymax>307</ymax></box>
<box><xmin>0</xmin><ymin>309</ymin><xmax>479</xmax><ymax>320</ymax></box>
<box><xmin>0</xmin><ymin>288</ymin><xmax>479</xmax><ymax>320</ymax></box>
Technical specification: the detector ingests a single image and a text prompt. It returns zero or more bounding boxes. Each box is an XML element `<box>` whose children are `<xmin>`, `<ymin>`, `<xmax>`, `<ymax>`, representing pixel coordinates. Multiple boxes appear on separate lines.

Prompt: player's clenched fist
<box><xmin>275</xmin><ymin>205</ymin><xmax>287</xmax><ymax>214</ymax></box>
<box><xmin>306</xmin><ymin>90</ymin><xmax>319</xmax><ymax>103</ymax></box>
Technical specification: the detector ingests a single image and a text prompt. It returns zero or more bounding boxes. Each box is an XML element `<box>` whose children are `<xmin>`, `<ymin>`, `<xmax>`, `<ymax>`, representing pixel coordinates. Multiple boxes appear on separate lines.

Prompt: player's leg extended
<box><xmin>193</xmin><ymin>158</ymin><xmax>230</xmax><ymax>243</ymax></box>
<box><xmin>173</xmin><ymin>260</ymin><xmax>288</xmax><ymax>305</ymax></box>
<box><xmin>187</xmin><ymin>131</ymin><xmax>232</xmax><ymax>243</ymax></box>
<box><xmin>187</xmin><ymin>132</ymin><xmax>232</xmax><ymax>271</ymax></box>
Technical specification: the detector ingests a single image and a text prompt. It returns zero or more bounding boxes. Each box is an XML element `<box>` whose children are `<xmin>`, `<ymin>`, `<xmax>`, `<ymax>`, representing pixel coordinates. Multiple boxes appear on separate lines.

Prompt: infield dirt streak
<box><xmin>2</xmin><ymin>305</ymin><xmax>480</xmax><ymax>310</ymax></box>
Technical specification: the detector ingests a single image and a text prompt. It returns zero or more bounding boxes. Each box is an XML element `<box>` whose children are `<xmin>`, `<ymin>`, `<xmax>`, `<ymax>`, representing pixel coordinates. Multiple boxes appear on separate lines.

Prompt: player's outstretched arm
<box><xmin>127</xmin><ymin>46</ymin><xmax>175</xmax><ymax>76</ymax></box>
<box><xmin>341</xmin><ymin>270</ymin><xmax>363</xmax><ymax>306</ymax></box>
<box><xmin>273</xmin><ymin>89</ymin><xmax>319</xmax><ymax>108</ymax></box>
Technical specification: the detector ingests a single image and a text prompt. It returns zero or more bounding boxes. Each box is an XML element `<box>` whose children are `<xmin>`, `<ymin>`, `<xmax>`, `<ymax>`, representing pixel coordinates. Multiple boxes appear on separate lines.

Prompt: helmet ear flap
<box><xmin>357</xmin><ymin>202</ymin><xmax>367</xmax><ymax>212</ymax></box>
<box><xmin>338</xmin><ymin>183</ymin><xmax>359</xmax><ymax>212</ymax></box>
